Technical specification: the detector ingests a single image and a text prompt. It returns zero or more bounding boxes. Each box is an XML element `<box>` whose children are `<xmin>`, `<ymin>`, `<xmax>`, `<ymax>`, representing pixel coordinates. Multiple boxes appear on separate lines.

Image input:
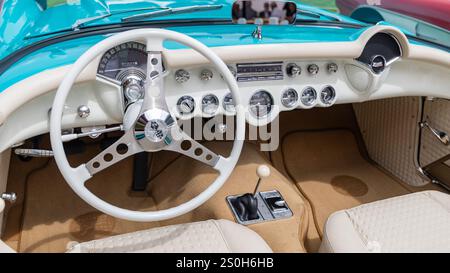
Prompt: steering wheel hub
<box><xmin>134</xmin><ymin>108</ymin><xmax>175</xmax><ymax>151</ymax></box>
<box><xmin>145</xmin><ymin>120</ymin><xmax>169</xmax><ymax>142</ymax></box>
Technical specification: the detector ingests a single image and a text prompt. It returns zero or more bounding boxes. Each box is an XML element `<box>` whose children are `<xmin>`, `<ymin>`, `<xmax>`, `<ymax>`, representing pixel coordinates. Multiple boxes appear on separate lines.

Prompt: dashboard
<box><xmin>0</xmin><ymin>25</ymin><xmax>449</xmax><ymax>152</ymax></box>
<box><xmin>96</xmin><ymin>41</ymin><xmax>346</xmax><ymax>126</ymax></box>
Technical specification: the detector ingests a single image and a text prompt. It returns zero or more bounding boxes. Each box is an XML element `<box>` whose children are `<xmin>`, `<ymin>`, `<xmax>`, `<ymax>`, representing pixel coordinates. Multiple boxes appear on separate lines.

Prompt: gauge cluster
<box><xmin>96</xmin><ymin>44</ymin><xmax>341</xmax><ymax>126</ymax></box>
<box><xmin>167</xmin><ymin>60</ymin><xmax>340</xmax><ymax>125</ymax></box>
<box><xmin>97</xmin><ymin>42</ymin><xmax>147</xmax><ymax>81</ymax></box>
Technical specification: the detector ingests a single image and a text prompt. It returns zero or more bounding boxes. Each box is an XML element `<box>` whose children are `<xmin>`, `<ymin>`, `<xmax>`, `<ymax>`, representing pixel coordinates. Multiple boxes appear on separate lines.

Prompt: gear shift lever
<box><xmin>234</xmin><ymin>165</ymin><xmax>271</xmax><ymax>221</ymax></box>
<box><xmin>253</xmin><ymin>165</ymin><xmax>271</xmax><ymax>196</ymax></box>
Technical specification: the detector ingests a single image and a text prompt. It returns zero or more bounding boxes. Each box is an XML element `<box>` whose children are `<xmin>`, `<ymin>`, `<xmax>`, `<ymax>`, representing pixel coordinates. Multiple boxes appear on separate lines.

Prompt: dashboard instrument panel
<box><xmin>97</xmin><ymin>42</ymin><xmax>147</xmax><ymax>81</ymax></box>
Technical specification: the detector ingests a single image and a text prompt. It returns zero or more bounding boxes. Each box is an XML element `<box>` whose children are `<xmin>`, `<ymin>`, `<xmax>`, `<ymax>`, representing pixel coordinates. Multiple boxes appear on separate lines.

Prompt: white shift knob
<box><xmin>256</xmin><ymin>165</ymin><xmax>271</xmax><ymax>179</ymax></box>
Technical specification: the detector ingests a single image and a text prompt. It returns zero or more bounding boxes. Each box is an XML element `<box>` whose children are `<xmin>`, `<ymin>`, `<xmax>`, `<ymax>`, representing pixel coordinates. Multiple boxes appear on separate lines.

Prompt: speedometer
<box><xmin>97</xmin><ymin>42</ymin><xmax>147</xmax><ymax>81</ymax></box>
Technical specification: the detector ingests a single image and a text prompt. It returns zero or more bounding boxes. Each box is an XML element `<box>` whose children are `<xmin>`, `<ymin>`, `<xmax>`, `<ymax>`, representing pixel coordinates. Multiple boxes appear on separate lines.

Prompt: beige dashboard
<box><xmin>0</xmin><ymin>25</ymin><xmax>449</xmax><ymax>153</ymax></box>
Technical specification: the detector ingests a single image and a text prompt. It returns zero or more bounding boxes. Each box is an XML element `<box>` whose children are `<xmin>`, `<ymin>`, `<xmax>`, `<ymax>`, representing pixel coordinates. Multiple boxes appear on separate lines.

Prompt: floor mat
<box><xmin>282</xmin><ymin>130</ymin><xmax>411</xmax><ymax>236</ymax></box>
<box><xmin>6</xmin><ymin>142</ymin><xmax>307</xmax><ymax>253</ymax></box>
<box><xmin>16</xmin><ymin>147</ymin><xmax>159</xmax><ymax>253</ymax></box>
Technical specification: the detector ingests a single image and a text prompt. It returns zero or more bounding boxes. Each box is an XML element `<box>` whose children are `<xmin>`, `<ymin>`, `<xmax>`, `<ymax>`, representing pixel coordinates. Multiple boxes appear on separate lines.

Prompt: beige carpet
<box><xmin>15</xmin><ymin>146</ymin><xmax>159</xmax><ymax>253</ymax></box>
<box><xmin>150</xmin><ymin>142</ymin><xmax>307</xmax><ymax>253</ymax></box>
<box><xmin>4</xmin><ymin>142</ymin><xmax>306</xmax><ymax>253</ymax></box>
<box><xmin>282</xmin><ymin>130</ymin><xmax>411</xmax><ymax>237</ymax></box>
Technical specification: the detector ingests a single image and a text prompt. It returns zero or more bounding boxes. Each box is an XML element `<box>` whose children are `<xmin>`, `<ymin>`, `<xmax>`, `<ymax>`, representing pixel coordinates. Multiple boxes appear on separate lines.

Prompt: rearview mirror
<box><xmin>232</xmin><ymin>0</ymin><xmax>297</xmax><ymax>25</ymax></box>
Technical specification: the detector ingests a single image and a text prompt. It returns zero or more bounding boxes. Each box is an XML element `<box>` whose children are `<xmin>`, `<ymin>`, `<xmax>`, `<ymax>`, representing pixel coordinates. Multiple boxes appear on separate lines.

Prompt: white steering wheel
<box><xmin>50</xmin><ymin>29</ymin><xmax>245</xmax><ymax>222</ymax></box>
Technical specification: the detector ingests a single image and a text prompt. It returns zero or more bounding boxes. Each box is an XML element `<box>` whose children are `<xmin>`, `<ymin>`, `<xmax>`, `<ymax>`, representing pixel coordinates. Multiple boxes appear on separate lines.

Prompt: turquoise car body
<box><xmin>0</xmin><ymin>0</ymin><xmax>446</xmax><ymax>92</ymax></box>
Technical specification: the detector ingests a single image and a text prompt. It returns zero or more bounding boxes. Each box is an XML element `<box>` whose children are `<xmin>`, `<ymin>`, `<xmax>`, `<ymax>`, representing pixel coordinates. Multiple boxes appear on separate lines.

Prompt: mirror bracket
<box><xmin>252</xmin><ymin>25</ymin><xmax>262</xmax><ymax>39</ymax></box>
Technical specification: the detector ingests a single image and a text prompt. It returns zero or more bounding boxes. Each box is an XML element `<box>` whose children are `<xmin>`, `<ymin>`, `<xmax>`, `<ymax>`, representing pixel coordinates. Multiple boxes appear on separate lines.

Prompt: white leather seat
<box><xmin>67</xmin><ymin>219</ymin><xmax>272</xmax><ymax>253</ymax></box>
<box><xmin>320</xmin><ymin>191</ymin><xmax>450</xmax><ymax>253</ymax></box>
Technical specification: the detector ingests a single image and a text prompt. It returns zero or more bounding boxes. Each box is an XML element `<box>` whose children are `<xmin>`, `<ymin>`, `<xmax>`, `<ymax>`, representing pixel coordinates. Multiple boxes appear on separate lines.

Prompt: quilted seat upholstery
<box><xmin>320</xmin><ymin>191</ymin><xmax>450</xmax><ymax>253</ymax></box>
<box><xmin>67</xmin><ymin>219</ymin><xmax>272</xmax><ymax>253</ymax></box>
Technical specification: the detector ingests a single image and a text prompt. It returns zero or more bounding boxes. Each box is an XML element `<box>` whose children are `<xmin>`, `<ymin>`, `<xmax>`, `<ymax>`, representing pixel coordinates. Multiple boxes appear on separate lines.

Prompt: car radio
<box><xmin>236</xmin><ymin>61</ymin><xmax>284</xmax><ymax>82</ymax></box>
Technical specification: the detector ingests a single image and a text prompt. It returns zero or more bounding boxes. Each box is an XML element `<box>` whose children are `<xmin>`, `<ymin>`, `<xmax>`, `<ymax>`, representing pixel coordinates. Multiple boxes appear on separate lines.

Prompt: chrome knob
<box><xmin>1</xmin><ymin>192</ymin><xmax>17</xmax><ymax>203</ymax></box>
<box><xmin>175</xmin><ymin>69</ymin><xmax>190</xmax><ymax>83</ymax></box>
<box><xmin>200</xmin><ymin>69</ymin><xmax>213</xmax><ymax>81</ymax></box>
<box><xmin>307</xmin><ymin>64</ymin><xmax>319</xmax><ymax>75</ymax></box>
<box><xmin>286</xmin><ymin>63</ymin><xmax>301</xmax><ymax>77</ymax></box>
<box><xmin>77</xmin><ymin>105</ymin><xmax>90</xmax><ymax>118</ymax></box>
<box><xmin>327</xmin><ymin>63</ymin><xmax>338</xmax><ymax>74</ymax></box>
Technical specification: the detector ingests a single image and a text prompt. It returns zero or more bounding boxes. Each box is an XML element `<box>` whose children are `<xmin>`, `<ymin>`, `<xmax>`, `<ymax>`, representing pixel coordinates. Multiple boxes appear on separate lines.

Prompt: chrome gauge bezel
<box><xmin>281</xmin><ymin>88</ymin><xmax>299</xmax><ymax>108</ymax></box>
<box><xmin>177</xmin><ymin>95</ymin><xmax>196</xmax><ymax>115</ymax></box>
<box><xmin>249</xmin><ymin>90</ymin><xmax>274</xmax><ymax>118</ymax></box>
<box><xmin>320</xmin><ymin>86</ymin><xmax>337</xmax><ymax>106</ymax></box>
<box><xmin>223</xmin><ymin>93</ymin><xmax>236</xmax><ymax>114</ymax></box>
<box><xmin>300</xmin><ymin>87</ymin><xmax>318</xmax><ymax>108</ymax></box>
<box><xmin>201</xmin><ymin>94</ymin><xmax>219</xmax><ymax>116</ymax></box>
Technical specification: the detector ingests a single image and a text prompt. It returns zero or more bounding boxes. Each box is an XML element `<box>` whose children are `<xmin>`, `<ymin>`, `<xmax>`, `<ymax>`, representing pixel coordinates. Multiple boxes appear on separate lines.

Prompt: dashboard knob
<box><xmin>175</xmin><ymin>69</ymin><xmax>190</xmax><ymax>83</ymax></box>
<box><xmin>77</xmin><ymin>105</ymin><xmax>90</xmax><ymax>118</ymax></box>
<box><xmin>200</xmin><ymin>69</ymin><xmax>213</xmax><ymax>81</ymax></box>
<box><xmin>307</xmin><ymin>64</ymin><xmax>319</xmax><ymax>75</ymax></box>
<box><xmin>327</xmin><ymin>63</ymin><xmax>338</xmax><ymax>74</ymax></box>
<box><xmin>286</xmin><ymin>63</ymin><xmax>301</xmax><ymax>77</ymax></box>
<box><xmin>177</xmin><ymin>96</ymin><xmax>195</xmax><ymax>115</ymax></box>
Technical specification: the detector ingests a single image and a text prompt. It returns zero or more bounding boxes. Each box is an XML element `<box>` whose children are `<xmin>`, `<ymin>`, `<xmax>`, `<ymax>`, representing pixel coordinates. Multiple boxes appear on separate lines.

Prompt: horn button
<box><xmin>134</xmin><ymin>108</ymin><xmax>176</xmax><ymax>151</ymax></box>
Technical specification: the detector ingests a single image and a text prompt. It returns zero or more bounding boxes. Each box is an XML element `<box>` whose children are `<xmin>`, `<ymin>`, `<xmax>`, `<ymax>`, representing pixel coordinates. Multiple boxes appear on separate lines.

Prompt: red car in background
<box><xmin>336</xmin><ymin>0</ymin><xmax>450</xmax><ymax>30</ymax></box>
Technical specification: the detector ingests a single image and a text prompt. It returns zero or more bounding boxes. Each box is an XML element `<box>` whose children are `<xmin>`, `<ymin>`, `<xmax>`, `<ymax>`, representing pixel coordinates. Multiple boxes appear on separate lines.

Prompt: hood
<box><xmin>0</xmin><ymin>0</ymin><xmax>233</xmax><ymax>59</ymax></box>
<box><xmin>0</xmin><ymin>0</ymin><xmax>363</xmax><ymax>61</ymax></box>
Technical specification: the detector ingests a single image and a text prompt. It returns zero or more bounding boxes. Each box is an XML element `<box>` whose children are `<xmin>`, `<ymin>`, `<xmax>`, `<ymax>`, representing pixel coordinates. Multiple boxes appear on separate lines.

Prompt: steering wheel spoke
<box><xmin>141</xmin><ymin>51</ymin><xmax>168</xmax><ymax>111</ymax></box>
<box><xmin>85</xmin><ymin>131</ymin><xmax>142</xmax><ymax>176</ymax></box>
<box><xmin>166</xmin><ymin>127</ymin><xmax>222</xmax><ymax>171</ymax></box>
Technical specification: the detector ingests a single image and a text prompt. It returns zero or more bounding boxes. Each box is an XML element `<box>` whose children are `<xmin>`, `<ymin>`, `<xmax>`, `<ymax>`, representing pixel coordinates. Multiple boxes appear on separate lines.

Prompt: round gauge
<box><xmin>97</xmin><ymin>42</ymin><xmax>147</xmax><ymax>80</ymax></box>
<box><xmin>249</xmin><ymin>91</ymin><xmax>273</xmax><ymax>118</ymax></box>
<box><xmin>223</xmin><ymin>93</ymin><xmax>236</xmax><ymax>113</ymax></box>
<box><xmin>301</xmin><ymin>87</ymin><xmax>317</xmax><ymax>107</ymax></box>
<box><xmin>320</xmin><ymin>86</ymin><xmax>336</xmax><ymax>106</ymax></box>
<box><xmin>177</xmin><ymin>96</ymin><xmax>195</xmax><ymax>115</ymax></box>
<box><xmin>281</xmin><ymin>88</ymin><xmax>299</xmax><ymax>108</ymax></box>
<box><xmin>202</xmin><ymin>94</ymin><xmax>219</xmax><ymax>115</ymax></box>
